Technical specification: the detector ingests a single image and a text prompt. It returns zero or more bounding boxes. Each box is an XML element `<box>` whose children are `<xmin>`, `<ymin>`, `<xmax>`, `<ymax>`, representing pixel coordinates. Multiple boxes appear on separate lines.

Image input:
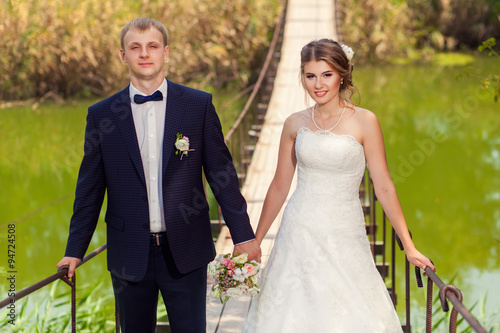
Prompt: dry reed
<box><xmin>0</xmin><ymin>0</ymin><xmax>280</xmax><ymax>100</ymax></box>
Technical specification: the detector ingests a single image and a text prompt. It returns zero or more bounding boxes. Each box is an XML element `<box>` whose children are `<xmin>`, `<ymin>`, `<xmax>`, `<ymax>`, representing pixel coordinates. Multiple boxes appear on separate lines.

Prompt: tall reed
<box><xmin>0</xmin><ymin>0</ymin><xmax>280</xmax><ymax>100</ymax></box>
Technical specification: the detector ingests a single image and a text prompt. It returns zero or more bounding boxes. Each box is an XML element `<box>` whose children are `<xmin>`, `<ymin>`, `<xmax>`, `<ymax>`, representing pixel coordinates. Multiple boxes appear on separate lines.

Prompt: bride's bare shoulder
<box><xmin>283</xmin><ymin>109</ymin><xmax>310</xmax><ymax>132</ymax></box>
<box><xmin>281</xmin><ymin>109</ymin><xmax>311</xmax><ymax>138</ymax></box>
<box><xmin>351</xmin><ymin>106</ymin><xmax>380</xmax><ymax>127</ymax></box>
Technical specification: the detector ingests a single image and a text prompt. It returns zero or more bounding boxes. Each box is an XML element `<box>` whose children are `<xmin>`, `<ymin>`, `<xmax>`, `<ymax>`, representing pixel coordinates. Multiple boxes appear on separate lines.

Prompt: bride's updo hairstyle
<box><xmin>300</xmin><ymin>39</ymin><xmax>357</xmax><ymax>105</ymax></box>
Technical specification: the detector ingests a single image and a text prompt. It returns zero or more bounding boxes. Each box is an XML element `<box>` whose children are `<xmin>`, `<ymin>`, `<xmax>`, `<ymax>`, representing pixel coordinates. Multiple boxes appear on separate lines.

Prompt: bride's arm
<box><xmin>361</xmin><ymin>110</ymin><xmax>436</xmax><ymax>271</ymax></box>
<box><xmin>254</xmin><ymin>116</ymin><xmax>298</xmax><ymax>245</ymax></box>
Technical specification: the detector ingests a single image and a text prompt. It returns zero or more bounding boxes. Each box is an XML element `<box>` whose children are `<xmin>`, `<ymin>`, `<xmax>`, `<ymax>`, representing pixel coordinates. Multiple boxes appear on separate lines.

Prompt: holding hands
<box><xmin>233</xmin><ymin>239</ymin><xmax>262</xmax><ymax>263</ymax></box>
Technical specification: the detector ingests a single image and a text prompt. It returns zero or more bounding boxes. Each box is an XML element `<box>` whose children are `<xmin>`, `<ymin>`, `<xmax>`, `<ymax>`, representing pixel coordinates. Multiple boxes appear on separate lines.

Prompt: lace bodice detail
<box><xmin>295</xmin><ymin>127</ymin><xmax>365</xmax><ymax>201</ymax></box>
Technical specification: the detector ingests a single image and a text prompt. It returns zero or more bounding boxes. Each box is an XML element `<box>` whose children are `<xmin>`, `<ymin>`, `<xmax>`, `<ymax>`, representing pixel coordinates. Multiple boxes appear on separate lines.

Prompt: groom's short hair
<box><xmin>120</xmin><ymin>18</ymin><xmax>169</xmax><ymax>49</ymax></box>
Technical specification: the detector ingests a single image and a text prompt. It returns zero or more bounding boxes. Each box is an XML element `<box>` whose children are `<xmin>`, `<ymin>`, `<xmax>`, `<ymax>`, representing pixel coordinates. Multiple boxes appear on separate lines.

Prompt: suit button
<box><xmin>143</xmin><ymin>224</ymin><xmax>149</xmax><ymax>229</ymax></box>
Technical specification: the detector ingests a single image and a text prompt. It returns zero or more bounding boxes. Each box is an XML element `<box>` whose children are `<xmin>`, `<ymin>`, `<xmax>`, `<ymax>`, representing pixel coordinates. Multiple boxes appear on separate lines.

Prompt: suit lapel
<box><xmin>111</xmin><ymin>87</ymin><xmax>146</xmax><ymax>186</ymax></box>
<box><xmin>162</xmin><ymin>80</ymin><xmax>186</xmax><ymax>174</ymax></box>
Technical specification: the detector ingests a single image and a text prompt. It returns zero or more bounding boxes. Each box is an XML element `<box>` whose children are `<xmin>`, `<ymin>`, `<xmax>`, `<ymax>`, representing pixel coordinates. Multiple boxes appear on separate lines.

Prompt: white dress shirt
<box><xmin>129</xmin><ymin>79</ymin><xmax>168</xmax><ymax>233</ymax></box>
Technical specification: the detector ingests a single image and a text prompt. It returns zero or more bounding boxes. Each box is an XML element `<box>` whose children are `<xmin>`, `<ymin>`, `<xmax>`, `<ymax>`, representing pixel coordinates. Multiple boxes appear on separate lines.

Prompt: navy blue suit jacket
<box><xmin>65</xmin><ymin>80</ymin><xmax>255</xmax><ymax>281</ymax></box>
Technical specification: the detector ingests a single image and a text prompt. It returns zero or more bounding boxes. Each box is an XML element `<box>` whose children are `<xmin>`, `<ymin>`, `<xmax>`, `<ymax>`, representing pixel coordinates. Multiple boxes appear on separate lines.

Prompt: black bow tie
<box><xmin>134</xmin><ymin>90</ymin><xmax>163</xmax><ymax>104</ymax></box>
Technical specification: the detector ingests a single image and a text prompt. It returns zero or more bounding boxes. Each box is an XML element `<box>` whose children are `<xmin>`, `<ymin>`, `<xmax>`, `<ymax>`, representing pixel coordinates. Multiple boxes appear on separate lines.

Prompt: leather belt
<box><xmin>150</xmin><ymin>232</ymin><xmax>167</xmax><ymax>246</ymax></box>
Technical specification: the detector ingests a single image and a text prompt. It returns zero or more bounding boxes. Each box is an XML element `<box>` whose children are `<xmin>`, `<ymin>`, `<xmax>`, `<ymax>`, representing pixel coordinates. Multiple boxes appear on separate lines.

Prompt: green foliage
<box><xmin>339</xmin><ymin>0</ymin><xmax>416</xmax><ymax>63</ymax></box>
<box><xmin>478</xmin><ymin>38</ymin><xmax>498</xmax><ymax>55</ymax></box>
<box><xmin>0</xmin><ymin>0</ymin><xmax>281</xmax><ymax>100</ymax></box>
<box><xmin>338</xmin><ymin>0</ymin><xmax>500</xmax><ymax>63</ymax></box>
<box><xmin>478</xmin><ymin>38</ymin><xmax>500</xmax><ymax>103</ymax></box>
<box><xmin>457</xmin><ymin>38</ymin><xmax>499</xmax><ymax>103</ymax></box>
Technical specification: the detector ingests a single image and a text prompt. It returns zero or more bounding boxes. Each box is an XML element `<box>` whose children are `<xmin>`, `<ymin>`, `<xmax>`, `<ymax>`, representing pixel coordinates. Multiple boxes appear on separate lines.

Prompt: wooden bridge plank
<box><xmin>212</xmin><ymin>296</ymin><xmax>252</xmax><ymax>333</ymax></box>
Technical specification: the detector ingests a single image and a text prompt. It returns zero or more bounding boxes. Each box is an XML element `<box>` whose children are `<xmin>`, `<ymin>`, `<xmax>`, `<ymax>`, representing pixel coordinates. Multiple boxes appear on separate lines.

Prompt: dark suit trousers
<box><xmin>111</xmin><ymin>239</ymin><xmax>207</xmax><ymax>333</ymax></box>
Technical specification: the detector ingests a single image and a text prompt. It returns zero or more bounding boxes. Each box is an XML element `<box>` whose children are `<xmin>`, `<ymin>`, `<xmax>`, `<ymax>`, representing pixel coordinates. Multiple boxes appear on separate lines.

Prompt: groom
<box><xmin>57</xmin><ymin>17</ymin><xmax>261</xmax><ymax>332</ymax></box>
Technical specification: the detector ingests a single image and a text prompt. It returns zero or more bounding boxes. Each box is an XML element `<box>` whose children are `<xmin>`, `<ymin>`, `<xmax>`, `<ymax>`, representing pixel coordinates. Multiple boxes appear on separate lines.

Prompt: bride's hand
<box><xmin>405</xmin><ymin>248</ymin><xmax>436</xmax><ymax>272</ymax></box>
<box><xmin>233</xmin><ymin>239</ymin><xmax>262</xmax><ymax>263</ymax></box>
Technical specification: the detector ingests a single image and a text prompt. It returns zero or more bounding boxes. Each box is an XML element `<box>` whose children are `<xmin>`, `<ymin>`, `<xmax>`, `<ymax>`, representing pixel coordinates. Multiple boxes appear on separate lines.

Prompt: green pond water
<box><xmin>0</xmin><ymin>55</ymin><xmax>498</xmax><ymax>331</ymax></box>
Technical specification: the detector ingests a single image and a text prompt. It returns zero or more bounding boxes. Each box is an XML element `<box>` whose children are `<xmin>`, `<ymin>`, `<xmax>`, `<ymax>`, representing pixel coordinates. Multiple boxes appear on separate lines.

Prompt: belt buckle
<box><xmin>155</xmin><ymin>234</ymin><xmax>160</xmax><ymax>246</ymax></box>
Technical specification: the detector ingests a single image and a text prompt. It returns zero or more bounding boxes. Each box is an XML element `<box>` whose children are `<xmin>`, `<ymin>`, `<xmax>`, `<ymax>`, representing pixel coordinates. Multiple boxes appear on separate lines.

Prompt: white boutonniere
<box><xmin>341</xmin><ymin>44</ymin><xmax>354</xmax><ymax>62</ymax></box>
<box><xmin>174</xmin><ymin>133</ymin><xmax>194</xmax><ymax>160</ymax></box>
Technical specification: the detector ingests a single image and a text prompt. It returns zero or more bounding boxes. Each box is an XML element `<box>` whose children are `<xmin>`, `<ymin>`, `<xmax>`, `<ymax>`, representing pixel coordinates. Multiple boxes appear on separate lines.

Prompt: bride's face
<box><xmin>303</xmin><ymin>60</ymin><xmax>342</xmax><ymax>106</ymax></box>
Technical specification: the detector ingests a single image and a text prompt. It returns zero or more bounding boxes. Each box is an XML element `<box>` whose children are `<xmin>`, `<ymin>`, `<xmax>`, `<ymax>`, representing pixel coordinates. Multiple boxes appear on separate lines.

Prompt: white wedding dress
<box><xmin>241</xmin><ymin>127</ymin><xmax>403</xmax><ymax>333</ymax></box>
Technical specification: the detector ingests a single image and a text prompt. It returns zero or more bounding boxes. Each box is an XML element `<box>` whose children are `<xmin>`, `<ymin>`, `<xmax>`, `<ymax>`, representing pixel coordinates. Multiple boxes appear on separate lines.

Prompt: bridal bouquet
<box><xmin>208</xmin><ymin>253</ymin><xmax>261</xmax><ymax>304</ymax></box>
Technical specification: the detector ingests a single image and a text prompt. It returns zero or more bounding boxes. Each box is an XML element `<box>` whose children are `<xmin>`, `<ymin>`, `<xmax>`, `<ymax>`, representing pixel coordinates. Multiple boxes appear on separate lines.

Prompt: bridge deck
<box><xmin>206</xmin><ymin>0</ymin><xmax>338</xmax><ymax>331</ymax></box>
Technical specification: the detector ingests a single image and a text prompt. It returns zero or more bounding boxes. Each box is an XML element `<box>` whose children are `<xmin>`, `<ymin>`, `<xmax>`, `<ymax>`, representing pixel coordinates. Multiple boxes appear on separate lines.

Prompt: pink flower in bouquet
<box><xmin>221</xmin><ymin>257</ymin><xmax>234</xmax><ymax>270</ymax></box>
<box><xmin>244</xmin><ymin>263</ymin><xmax>257</xmax><ymax>276</ymax></box>
<box><xmin>208</xmin><ymin>253</ymin><xmax>261</xmax><ymax>304</ymax></box>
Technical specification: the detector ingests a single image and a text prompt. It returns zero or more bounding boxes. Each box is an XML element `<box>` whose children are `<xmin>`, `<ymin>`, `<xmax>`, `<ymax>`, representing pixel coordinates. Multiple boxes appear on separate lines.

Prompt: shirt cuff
<box><xmin>234</xmin><ymin>238</ymin><xmax>255</xmax><ymax>246</ymax></box>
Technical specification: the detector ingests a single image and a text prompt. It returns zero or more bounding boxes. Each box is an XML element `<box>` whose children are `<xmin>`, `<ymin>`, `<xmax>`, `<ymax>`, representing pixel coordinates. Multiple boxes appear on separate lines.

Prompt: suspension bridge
<box><xmin>0</xmin><ymin>0</ymin><xmax>489</xmax><ymax>332</ymax></box>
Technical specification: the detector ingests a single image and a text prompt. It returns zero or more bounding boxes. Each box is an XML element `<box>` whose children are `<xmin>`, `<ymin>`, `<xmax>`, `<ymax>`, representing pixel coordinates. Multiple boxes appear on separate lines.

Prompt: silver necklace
<box><xmin>312</xmin><ymin>103</ymin><xmax>347</xmax><ymax>132</ymax></box>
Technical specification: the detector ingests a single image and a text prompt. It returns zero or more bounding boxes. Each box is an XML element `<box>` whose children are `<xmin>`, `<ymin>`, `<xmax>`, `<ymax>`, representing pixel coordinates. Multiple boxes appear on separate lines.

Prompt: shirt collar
<box><xmin>129</xmin><ymin>79</ymin><xmax>168</xmax><ymax>104</ymax></box>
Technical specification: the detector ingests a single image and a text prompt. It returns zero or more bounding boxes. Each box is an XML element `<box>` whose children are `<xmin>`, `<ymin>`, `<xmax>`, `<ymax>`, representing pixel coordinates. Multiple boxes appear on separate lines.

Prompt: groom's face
<box><xmin>120</xmin><ymin>27</ymin><xmax>169</xmax><ymax>82</ymax></box>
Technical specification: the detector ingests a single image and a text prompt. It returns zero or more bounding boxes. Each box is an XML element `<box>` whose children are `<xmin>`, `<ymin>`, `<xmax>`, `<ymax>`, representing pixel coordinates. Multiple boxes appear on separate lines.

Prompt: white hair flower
<box><xmin>341</xmin><ymin>44</ymin><xmax>354</xmax><ymax>62</ymax></box>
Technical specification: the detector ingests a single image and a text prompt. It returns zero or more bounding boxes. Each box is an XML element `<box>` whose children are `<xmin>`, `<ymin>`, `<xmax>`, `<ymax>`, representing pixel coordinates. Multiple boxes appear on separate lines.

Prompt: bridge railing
<box><xmin>416</xmin><ymin>266</ymin><xmax>488</xmax><ymax>333</ymax></box>
<box><xmin>0</xmin><ymin>244</ymin><xmax>112</xmax><ymax>333</ymax></box>
<box><xmin>363</xmin><ymin>170</ymin><xmax>488</xmax><ymax>332</ymax></box>
<box><xmin>391</xmin><ymin>220</ymin><xmax>488</xmax><ymax>333</ymax></box>
<box><xmin>207</xmin><ymin>0</ymin><xmax>287</xmax><ymax>229</ymax></box>
<box><xmin>223</xmin><ymin>1</ymin><xmax>286</xmax><ymax>179</ymax></box>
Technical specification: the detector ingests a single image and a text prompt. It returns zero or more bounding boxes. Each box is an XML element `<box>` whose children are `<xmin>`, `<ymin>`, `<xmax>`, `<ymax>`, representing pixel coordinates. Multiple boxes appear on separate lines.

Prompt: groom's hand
<box><xmin>57</xmin><ymin>256</ymin><xmax>81</xmax><ymax>278</ymax></box>
<box><xmin>233</xmin><ymin>239</ymin><xmax>262</xmax><ymax>263</ymax></box>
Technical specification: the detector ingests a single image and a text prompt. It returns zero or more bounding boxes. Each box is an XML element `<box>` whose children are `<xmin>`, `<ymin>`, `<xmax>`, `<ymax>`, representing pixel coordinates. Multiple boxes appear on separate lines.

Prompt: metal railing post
<box><xmin>58</xmin><ymin>270</ymin><xmax>77</xmax><ymax>333</ymax></box>
<box><xmin>0</xmin><ymin>244</ymin><xmax>108</xmax><ymax>330</ymax></box>
<box><xmin>415</xmin><ymin>268</ymin><xmax>488</xmax><ymax>333</ymax></box>
<box><xmin>207</xmin><ymin>2</ymin><xmax>287</xmax><ymax>228</ymax></box>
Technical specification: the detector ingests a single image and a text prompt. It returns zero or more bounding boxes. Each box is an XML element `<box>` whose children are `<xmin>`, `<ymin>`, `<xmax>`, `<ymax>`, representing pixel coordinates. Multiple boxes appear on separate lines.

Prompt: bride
<box><xmin>241</xmin><ymin>39</ymin><xmax>435</xmax><ymax>332</ymax></box>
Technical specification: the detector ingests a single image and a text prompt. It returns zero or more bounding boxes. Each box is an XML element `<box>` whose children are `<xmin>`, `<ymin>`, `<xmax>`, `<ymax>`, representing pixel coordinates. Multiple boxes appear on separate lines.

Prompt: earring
<box><xmin>341</xmin><ymin>79</ymin><xmax>344</xmax><ymax>85</ymax></box>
